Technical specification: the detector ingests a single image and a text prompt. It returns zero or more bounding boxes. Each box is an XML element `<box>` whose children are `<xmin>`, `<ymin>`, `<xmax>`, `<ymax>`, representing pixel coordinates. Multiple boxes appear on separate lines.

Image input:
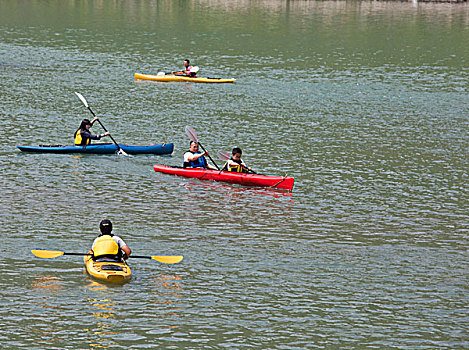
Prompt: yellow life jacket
<box><xmin>93</xmin><ymin>235</ymin><xmax>119</xmax><ymax>257</ymax></box>
<box><xmin>228</xmin><ymin>163</ymin><xmax>243</xmax><ymax>172</ymax></box>
<box><xmin>74</xmin><ymin>130</ymin><xmax>90</xmax><ymax>146</ymax></box>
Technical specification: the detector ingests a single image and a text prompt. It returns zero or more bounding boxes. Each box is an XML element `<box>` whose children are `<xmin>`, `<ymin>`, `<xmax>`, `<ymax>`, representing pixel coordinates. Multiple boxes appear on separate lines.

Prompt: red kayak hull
<box><xmin>153</xmin><ymin>165</ymin><xmax>294</xmax><ymax>191</ymax></box>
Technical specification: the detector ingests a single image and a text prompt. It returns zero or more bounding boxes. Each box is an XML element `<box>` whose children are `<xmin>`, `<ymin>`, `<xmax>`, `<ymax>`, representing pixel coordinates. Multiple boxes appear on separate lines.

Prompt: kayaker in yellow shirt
<box><xmin>172</xmin><ymin>59</ymin><xmax>197</xmax><ymax>77</ymax></box>
<box><xmin>91</xmin><ymin>220</ymin><xmax>132</xmax><ymax>261</ymax></box>
<box><xmin>74</xmin><ymin>117</ymin><xmax>110</xmax><ymax>146</ymax></box>
<box><xmin>222</xmin><ymin>147</ymin><xmax>253</xmax><ymax>173</ymax></box>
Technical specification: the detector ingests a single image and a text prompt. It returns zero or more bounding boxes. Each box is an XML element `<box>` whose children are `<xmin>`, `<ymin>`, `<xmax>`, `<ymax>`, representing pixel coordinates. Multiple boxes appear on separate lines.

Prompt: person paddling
<box><xmin>172</xmin><ymin>59</ymin><xmax>197</xmax><ymax>77</ymax></box>
<box><xmin>91</xmin><ymin>220</ymin><xmax>131</xmax><ymax>262</ymax></box>
<box><xmin>74</xmin><ymin>117</ymin><xmax>110</xmax><ymax>146</ymax></box>
<box><xmin>183</xmin><ymin>140</ymin><xmax>217</xmax><ymax>170</ymax></box>
<box><xmin>222</xmin><ymin>147</ymin><xmax>253</xmax><ymax>173</ymax></box>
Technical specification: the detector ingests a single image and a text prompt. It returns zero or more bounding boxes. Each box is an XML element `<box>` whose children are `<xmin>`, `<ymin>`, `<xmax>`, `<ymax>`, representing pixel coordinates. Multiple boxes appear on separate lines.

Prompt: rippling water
<box><xmin>0</xmin><ymin>1</ymin><xmax>468</xmax><ymax>349</ymax></box>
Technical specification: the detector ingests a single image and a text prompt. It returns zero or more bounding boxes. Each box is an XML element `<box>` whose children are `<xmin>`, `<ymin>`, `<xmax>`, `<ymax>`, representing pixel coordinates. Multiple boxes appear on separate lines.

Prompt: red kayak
<box><xmin>153</xmin><ymin>165</ymin><xmax>294</xmax><ymax>191</ymax></box>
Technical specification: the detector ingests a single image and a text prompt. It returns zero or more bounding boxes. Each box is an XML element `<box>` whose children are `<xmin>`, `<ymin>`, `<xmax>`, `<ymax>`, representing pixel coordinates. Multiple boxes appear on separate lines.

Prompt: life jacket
<box><xmin>183</xmin><ymin>151</ymin><xmax>207</xmax><ymax>168</ymax></box>
<box><xmin>186</xmin><ymin>65</ymin><xmax>196</xmax><ymax>77</ymax></box>
<box><xmin>226</xmin><ymin>158</ymin><xmax>246</xmax><ymax>173</ymax></box>
<box><xmin>74</xmin><ymin>130</ymin><xmax>90</xmax><ymax>146</ymax></box>
<box><xmin>93</xmin><ymin>234</ymin><xmax>119</xmax><ymax>258</ymax></box>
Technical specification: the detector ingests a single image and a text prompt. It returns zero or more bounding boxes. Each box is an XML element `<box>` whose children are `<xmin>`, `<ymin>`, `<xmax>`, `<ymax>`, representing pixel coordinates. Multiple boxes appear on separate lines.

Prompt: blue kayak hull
<box><xmin>17</xmin><ymin>142</ymin><xmax>173</xmax><ymax>155</ymax></box>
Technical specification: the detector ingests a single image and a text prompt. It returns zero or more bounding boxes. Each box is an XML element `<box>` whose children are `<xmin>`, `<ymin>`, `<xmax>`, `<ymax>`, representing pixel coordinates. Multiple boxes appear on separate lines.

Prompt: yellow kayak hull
<box><xmin>135</xmin><ymin>72</ymin><xmax>236</xmax><ymax>84</ymax></box>
<box><xmin>83</xmin><ymin>254</ymin><xmax>131</xmax><ymax>284</ymax></box>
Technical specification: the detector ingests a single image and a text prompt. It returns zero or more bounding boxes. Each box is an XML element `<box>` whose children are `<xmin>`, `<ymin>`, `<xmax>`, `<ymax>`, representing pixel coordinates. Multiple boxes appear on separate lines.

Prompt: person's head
<box><xmin>79</xmin><ymin>119</ymin><xmax>91</xmax><ymax>131</ymax></box>
<box><xmin>184</xmin><ymin>59</ymin><xmax>190</xmax><ymax>68</ymax></box>
<box><xmin>99</xmin><ymin>219</ymin><xmax>113</xmax><ymax>235</ymax></box>
<box><xmin>189</xmin><ymin>140</ymin><xmax>199</xmax><ymax>152</ymax></box>
<box><xmin>232</xmin><ymin>147</ymin><xmax>242</xmax><ymax>161</ymax></box>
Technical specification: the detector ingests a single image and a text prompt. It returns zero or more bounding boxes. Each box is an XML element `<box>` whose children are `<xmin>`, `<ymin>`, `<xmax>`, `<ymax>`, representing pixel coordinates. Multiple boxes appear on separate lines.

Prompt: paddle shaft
<box><xmin>64</xmin><ymin>252</ymin><xmax>91</xmax><ymax>256</ymax></box>
<box><xmin>199</xmin><ymin>142</ymin><xmax>220</xmax><ymax>170</ymax></box>
<box><xmin>65</xmin><ymin>253</ymin><xmax>151</xmax><ymax>259</ymax></box>
<box><xmin>185</xmin><ymin>126</ymin><xmax>219</xmax><ymax>170</ymax></box>
<box><xmin>85</xmin><ymin>106</ymin><xmax>121</xmax><ymax>148</ymax></box>
<box><xmin>32</xmin><ymin>250</ymin><xmax>182</xmax><ymax>263</ymax></box>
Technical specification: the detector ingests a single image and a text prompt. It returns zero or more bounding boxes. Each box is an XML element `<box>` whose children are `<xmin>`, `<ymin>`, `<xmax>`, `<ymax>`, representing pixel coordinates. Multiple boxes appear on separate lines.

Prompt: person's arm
<box><xmin>186</xmin><ymin>151</ymin><xmax>207</xmax><ymax>162</ymax></box>
<box><xmin>227</xmin><ymin>159</ymin><xmax>237</xmax><ymax>167</ymax></box>
<box><xmin>121</xmin><ymin>245</ymin><xmax>131</xmax><ymax>259</ymax></box>
<box><xmin>116</xmin><ymin>236</ymin><xmax>131</xmax><ymax>259</ymax></box>
<box><xmin>82</xmin><ymin>129</ymin><xmax>110</xmax><ymax>140</ymax></box>
<box><xmin>240</xmin><ymin>160</ymin><xmax>252</xmax><ymax>172</ymax></box>
<box><xmin>90</xmin><ymin>116</ymin><xmax>99</xmax><ymax>126</ymax></box>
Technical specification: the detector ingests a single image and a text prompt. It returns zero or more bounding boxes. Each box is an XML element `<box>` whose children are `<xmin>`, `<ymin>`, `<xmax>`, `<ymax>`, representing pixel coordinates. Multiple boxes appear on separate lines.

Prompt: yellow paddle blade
<box><xmin>151</xmin><ymin>255</ymin><xmax>183</xmax><ymax>264</ymax></box>
<box><xmin>31</xmin><ymin>250</ymin><xmax>65</xmax><ymax>259</ymax></box>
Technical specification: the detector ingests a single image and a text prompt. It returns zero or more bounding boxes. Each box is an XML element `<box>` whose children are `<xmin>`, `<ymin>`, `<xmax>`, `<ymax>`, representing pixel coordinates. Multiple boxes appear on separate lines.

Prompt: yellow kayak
<box><xmin>135</xmin><ymin>72</ymin><xmax>236</xmax><ymax>84</ymax></box>
<box><xmin>83</xmin><ymin>253</ymin><xmax>131</xmax><ymax>284</ymax></box>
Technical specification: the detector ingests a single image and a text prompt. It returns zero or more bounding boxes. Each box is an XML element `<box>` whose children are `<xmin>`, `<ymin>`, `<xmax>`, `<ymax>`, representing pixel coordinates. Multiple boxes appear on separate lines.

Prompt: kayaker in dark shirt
<box><xmin>74</xmin><ymin>117</ymin><xmax>110</xmax><ymax>146</ymax></box>
<box><xmin>183</xmin><ymin>141</ymin><xmax>217</xmax><ymax>169</ymax></box>
<box><xmin>172</xmin><ymin>59</ymin><xmax>197</xmax><ymax>77</ymax></box>
<box><xmin>222</xmin><ymin>147</ymin><xmax>252</xmax><ymax>173</ymax></box>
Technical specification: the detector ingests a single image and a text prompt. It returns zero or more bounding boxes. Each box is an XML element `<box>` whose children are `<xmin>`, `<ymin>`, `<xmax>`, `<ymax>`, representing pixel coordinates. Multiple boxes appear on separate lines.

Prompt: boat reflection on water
<box><xmin>32</xmin><ymin>275</ymin><xmax>63</xmax><ymax>294</ymax></box>
<box><xmin>150</xmin><ymin>274</ymin><xmax>184</xmax><ymax>320</ymax></box>
<box><xmin>84</xmin><ymin>282</ymin><xmax>119</xmax><ymax>349</ymax></box>
<box><xmin>175</xmin><ymin>178</ymin><xmax>294</xmax><ymax>198</ymax></box>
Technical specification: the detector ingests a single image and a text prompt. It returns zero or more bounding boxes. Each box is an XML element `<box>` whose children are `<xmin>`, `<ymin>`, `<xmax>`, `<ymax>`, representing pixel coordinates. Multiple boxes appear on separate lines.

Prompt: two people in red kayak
<box><xmin>184</xmin><ymin>143</ymin><xmax>252</xmax><ymax>173</ymax></box>
<box><xmin>90</xmin><ymin>219</ymin><xmax>132</xmax><ymax>262</ymax></box>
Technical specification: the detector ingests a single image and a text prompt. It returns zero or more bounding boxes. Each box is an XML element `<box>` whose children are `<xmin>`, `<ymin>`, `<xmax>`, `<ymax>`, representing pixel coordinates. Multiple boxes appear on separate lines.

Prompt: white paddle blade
<box><xmin>191</xmin><ymin>66</ymin><xmax>199</xmax><ymax>73</ymax></box>
<box><xmin>217</xmin><ymin>150</ymin><xmax>230</xmax><ymax>161</ymax></box>
<box><xmin>116</xmin><ymin>148</ymin><xmax>130</xmax><ymax>156</ymax></box>
<box><xmin>157</xmin><ymin>72</ymin><xmax>165</xmax><ymax>76</ymax></box>
<box><xmin>74</xmin><ymin>92</ymin><xmax>89</xmax><ymax>107</ymax></box>
<box><xmin>185</xmin><ymin>126</ymin><xmax>198</xmax><ymax>143</ymax></box>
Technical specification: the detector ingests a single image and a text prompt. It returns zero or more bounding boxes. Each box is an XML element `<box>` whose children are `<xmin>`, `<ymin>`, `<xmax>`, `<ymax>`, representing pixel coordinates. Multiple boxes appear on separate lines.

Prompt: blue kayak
<box><xmin>17</xmin><ymin>142</ymin><xmax>173</xmax><ymax>155</ymax></box>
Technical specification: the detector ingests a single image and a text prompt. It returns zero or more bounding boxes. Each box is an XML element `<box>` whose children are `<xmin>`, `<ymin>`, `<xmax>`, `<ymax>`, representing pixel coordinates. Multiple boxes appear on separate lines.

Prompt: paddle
<box><xmin>185</xmin><ymin>126</ymin><xmax>220</xmax><ymax>170</ymax></box>
<box><xmin>74</xmin><ymin>92</ymin><xmax>128</xmax><ymax>156</ymax></box>
<box><xmin>169</xmin><ymin>66</ymin><xmax>200</xmax><ymax>76</ymax></box>
<box><xmin>31</xmin><ymin>250</ymin><xmax>183</xmax><ymax>264</ymax></box>
<box><xmin>217</xmin><ymin>150</ymin><xmax>257</xmax><ymax>174</ymax></box>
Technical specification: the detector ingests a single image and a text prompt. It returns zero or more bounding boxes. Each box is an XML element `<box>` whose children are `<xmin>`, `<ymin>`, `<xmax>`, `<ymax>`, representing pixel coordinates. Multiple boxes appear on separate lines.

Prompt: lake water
<box><xmin>0</xmin><ymin>1</ymin><xmax>468</xmax><ymax>349</ymax></box>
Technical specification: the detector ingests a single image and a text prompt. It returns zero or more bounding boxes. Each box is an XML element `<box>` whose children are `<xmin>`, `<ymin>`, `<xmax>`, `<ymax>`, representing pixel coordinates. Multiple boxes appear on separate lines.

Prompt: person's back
<box><xmin>91</xmin><ymin>220</ymin><xmax>131</xmax><ymax>262</ymax></box>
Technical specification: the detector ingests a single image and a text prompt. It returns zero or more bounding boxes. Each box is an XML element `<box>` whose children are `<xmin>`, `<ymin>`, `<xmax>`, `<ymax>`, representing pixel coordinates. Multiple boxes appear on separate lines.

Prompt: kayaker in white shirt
<box><xmin>172</xmin><ymin>59</ymin><xmax>197</xmax><ymax>77</ymax></box>
<box><xmin>183</xmin><ymin>141</ymin><xmax>217</xmax><ymax>169</ymax></box>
